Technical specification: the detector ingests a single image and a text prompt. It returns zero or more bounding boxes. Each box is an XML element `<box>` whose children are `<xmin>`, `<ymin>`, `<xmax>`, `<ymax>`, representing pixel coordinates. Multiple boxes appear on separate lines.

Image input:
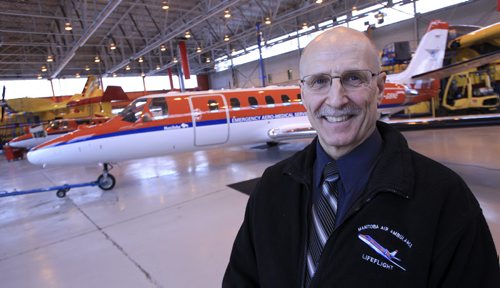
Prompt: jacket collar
<box><xmin>283</xmin><ymin>121</ymin><xmax>415</xmax><ymax>199</ymax></box>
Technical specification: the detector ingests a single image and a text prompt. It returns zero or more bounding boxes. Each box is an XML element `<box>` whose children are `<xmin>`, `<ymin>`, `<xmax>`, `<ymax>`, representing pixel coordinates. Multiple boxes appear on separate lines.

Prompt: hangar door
<box><xmin>188</xmin><ymin>94</ymin><xmax>229</xmax><ymax>146</ymax></box>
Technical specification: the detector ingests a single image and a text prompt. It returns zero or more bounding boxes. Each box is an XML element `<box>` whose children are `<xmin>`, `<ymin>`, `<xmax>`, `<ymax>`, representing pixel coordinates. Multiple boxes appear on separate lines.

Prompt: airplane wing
<box><xmin>7</xmin><ymin>98</ymin><xmax>68</xmax><ymax>113</ymax></box>
<box><xmin>411</xmin><ymin>50</ymin><xmax>500</xmax><ymax>80</ymax></box>
<box><xmin>267</xmin><ymin>124</ymin><xmax>316</xmax><ymax>141</ymax></box>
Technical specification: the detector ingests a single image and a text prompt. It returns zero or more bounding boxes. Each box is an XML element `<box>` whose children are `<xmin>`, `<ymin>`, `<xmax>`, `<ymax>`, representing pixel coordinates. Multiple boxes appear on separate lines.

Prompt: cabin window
<box><xmin>149</xmin><ymin>97</ymin><xmax>169</xmax><ymax>119</ymax></box>
<box><xmin>208</xmin><ymin>99</ymin><xmax>219</xmax><ymax>111</ymax></box>
<box><xmin>281</xmin><ymin>94</ymin><xmax>291</xmax><ymax>106</ymax></box>
<box><xmin>248</xmin><ymin>97</ymin><xmax>258</xmax><ymax>109</ymax></box>
<box><xmin>265</xmin><ymin>95</ymin><xmax>275</xmax><ymax>107</ymax></box>
<box><xmin>287</xmin><ymin>69</ymin><xmax>293</xmax><ymax>80</ymax></box>
<box><xmin>230</xmin><ymin>98</ymin><xmax>241</xmax><ymax>110</ymax></box>
<box><xmin>297</xmin><ymin>93</ymin><xmax>302</xmax><ymax>103</ymax></box>
<box><xmin>120</xmin><ymin>99</ymin><xmax>147</xmax><ymax>123</ymax></box>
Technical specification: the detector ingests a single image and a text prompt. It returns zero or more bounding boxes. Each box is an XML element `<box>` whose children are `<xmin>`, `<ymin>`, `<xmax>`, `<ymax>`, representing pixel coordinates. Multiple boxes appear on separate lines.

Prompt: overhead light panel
<box><xmin>162</xmin><ymin>1</ymin><xmax>169</xmax><ymax>10</ymax></box>
<box><xmin>224</xmin><ymin>10</ymin><xmax>231</xmax><ymax>18</ymax></box>
<box><xmin>64</xmin><ymin>22</ymin><xmax>72</xmax><ymax>31</ymax></box>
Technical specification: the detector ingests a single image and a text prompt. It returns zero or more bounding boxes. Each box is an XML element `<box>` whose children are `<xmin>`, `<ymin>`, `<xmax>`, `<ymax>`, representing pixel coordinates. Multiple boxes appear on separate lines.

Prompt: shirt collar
<box><xmin>315</xmin><ymin>129</ymin><xmax>383</xmax><ymax>193</ymax></box>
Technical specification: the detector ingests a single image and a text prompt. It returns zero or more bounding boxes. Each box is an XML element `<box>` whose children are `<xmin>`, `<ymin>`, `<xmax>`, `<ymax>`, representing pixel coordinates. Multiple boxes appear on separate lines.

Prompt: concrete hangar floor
<box><xmin>0</xmin><ymin>125</ymin><xmax>499</xmax><ymax>287</ymax></box>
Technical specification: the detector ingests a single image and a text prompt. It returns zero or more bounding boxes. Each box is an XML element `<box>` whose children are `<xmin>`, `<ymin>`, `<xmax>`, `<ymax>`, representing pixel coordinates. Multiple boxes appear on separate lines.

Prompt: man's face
<box><xmin>300</xmin><ymin>34</ymin><xmax>385</xmax><ymax>158</ymax></box>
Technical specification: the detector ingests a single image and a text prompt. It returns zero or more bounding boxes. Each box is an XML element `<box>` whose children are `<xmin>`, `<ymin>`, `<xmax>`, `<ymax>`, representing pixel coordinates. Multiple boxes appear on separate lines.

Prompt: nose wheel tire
<box><xmin>97</xmin><ymin>174</ymin><xmax>116</xmax><ymax>191</ymax></box>
<box><xmin>56</xmin><ymin>188</ymin><xmax>69</xmax><ymax>198</ymax></box>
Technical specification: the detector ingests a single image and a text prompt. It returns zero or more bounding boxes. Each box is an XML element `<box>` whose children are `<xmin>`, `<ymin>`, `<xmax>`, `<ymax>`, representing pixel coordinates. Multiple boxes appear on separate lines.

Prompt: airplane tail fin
<box><xmin>387</xmin><ymin>20</ymin><xmax>449</xmax><ymax>83</ymax></box>
<box><xmin>390</xmin><ymin>250</ymin><xmax>401</xmax><ymax>261</ymax></box>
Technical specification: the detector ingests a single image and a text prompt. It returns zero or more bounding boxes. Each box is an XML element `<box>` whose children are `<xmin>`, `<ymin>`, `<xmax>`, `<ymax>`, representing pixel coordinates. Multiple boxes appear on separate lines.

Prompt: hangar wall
<box><xmin>208</xmin><ymin>0</ymin><xmax>499</xmax><ymax>89</ymax></box>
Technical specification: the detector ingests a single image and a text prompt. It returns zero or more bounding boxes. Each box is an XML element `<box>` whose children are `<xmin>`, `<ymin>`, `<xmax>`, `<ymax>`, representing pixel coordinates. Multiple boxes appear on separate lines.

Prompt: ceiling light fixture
<box><xmin>264</xmin><ymin>17</ymin><xmax>271</xmax><ymax>25</ymax></box>
<box><xmin>315</xmin><ymin>0</ymin><xmax>323</xmax><ymax>3</ymax></box>
<box><xmin>37</xmin><ymin>74</ymin><xmax>42</xmax><ymax>79</ymax></box>
<box><xmin>46</xmin><ymin>55</ymin><xmax>54</xmax><ymax>62</ymax></box>
<box><xmin>375</xmin><ymin>11</ymin><xmax>384</xmax><ymax>24</ymax></box>
<box><xmin>138</xmin><ymin>57</ymin><xmax>144</xmax><ymax>63</ymax></box>
<box><xmin>185</xmin><ymin>31</ymin><xmax>191</xmax><ymax>39</ymax></box>
<box><xmin>196</xmin><ymin>47</ymin><xmax>202</xmax><ymax>53</ymax></box>
<box><xmin>94</xmin><ymin>56</ymin><xmax>100</xmax><ymax>63</ymax></box>
<box><xmin>84</xmin><ymin>65</ymin><xmax>90</xmax><ymax>71</ymax></box>
<box><xmin>64</xmin><ymin>22</ymin><xmax>72</xmax><ymax>31</ymax></box>
<box><xmin>156</xmin><ymin>64</ymin><xmax>161</xmax><ymax>70</ymax></box>
<box><xmin>161</xmin><ymin>1</ymin><xmax>169</xmax><ymax>10</ymax></box>
<box><xmin>173</xmin><ymin>57</ymin><xmax>178</xmax><ymax>63</ymax></box>
<box><xmin>41</xmin><ymin>65</ymin><xmax>47</xmax><ymax>72</ymax></box>
<box><xmin>109</xmin><ymin>42</ymin><xmax>116</xmax><ymax>50</ymax></box>
<box><xmin>352</xmin><ymin>6</ymin><xmax>358</xmax><ymax>11</ymax></box>
<box><xmin>302</xmin><ymin>22</ymin><xmax>308</xmax><ymax>29</ymax></box>
<box><xmin>224</xmin><ymin>10</ymin><xmax>231</xmax><ymax>18</ymax></box>
<box><xmin>160</xmin><ymin>44</ymin><xmax>167</xmax><ymax>52</ymax></box>
<box><xmin>113</xmin><ymin>73</ymin><xmax>117</xmax><ymax>77</ymax></box>
<box><xmin>75</xmin><ymin>73</ymin><xmax>80</xmax><ymax>78</ymax></box>
<box><xmin>125</xmin><ymin>65</ymin><xmax>131</xmax><ymax>71</ymax></box>
<box><xmin>206</xmin><ymin>57</ymin><xmax>211</xmax><ymax>63</ymax></box>
<box><xmin>224</xmin><ymin>35</ymin><xmax>230</xmax><ymax>41</ymax></box>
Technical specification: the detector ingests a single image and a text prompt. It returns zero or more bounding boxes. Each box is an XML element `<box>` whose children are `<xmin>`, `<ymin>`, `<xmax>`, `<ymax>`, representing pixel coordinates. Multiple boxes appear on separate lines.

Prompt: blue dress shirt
<box><xmin>313</xmin><ymin>129</ymin><xmax>383</xmax><ymax>227</ymax></box>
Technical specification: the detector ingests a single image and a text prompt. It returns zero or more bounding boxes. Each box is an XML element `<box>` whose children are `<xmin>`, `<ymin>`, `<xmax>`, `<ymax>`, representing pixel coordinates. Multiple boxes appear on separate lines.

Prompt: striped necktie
<box><xmin>305</xmin><ymin>161</ymin><xmax>340</xmax><ymax>287</ymax></box>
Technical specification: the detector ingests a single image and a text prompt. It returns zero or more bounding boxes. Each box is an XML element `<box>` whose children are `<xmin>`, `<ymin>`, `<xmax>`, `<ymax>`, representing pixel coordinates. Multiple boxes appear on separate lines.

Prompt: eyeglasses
<box><xmin>300</xmin><ymin>70</ymin><xmax>380</xmax><ymax>93</ymax></box>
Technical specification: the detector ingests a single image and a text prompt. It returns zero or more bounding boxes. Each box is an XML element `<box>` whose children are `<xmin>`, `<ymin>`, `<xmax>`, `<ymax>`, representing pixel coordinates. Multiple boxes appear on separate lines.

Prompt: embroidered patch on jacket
<box><xmin>357</xmin><ymin>224</ymin><xmax>413</xmax><ymax>272</ymax></box>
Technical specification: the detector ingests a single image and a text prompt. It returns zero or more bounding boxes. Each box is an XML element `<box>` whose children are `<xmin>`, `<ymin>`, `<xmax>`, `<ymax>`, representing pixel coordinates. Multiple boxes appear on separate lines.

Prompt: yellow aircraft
<box><xmin>411</xmin><ymin>21</ymin><xmax>500</xmax><ymax>114</ymax></box>
<box><xmin>1</xmin><ymin>76</ymin><xmax>116</xmax><ymax>144</ymax></box>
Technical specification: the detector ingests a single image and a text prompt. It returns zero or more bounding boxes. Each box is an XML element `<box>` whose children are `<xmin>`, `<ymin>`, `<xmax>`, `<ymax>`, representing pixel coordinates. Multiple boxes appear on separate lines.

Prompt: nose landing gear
<box><xmin>97</xmin><ymin>163</ymin><xmax>116</xmax><ymax>191</ymax></box>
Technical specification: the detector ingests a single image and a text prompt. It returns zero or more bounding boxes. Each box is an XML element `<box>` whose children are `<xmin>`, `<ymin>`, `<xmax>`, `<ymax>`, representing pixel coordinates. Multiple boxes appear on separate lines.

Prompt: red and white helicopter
<box><xmin>27</xmin><ymin>20</ymin><xmax>449</xmax><ymax>189</ymax></box>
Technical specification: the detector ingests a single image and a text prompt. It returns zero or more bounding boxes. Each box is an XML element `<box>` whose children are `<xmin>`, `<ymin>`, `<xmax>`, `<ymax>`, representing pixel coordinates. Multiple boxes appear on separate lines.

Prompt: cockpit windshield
<box><xmin>120</xmin><ymin>99</ymin><xmax>148</xmax><ymax>123</ymax></box>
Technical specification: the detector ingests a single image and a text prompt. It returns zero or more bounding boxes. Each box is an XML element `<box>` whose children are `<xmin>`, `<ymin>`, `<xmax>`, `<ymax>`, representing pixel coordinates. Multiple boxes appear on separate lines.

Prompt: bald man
<box><xmin>223</xmin><ymin>27</ymin><xmax>499</xmax><ymax>287</ymax></box>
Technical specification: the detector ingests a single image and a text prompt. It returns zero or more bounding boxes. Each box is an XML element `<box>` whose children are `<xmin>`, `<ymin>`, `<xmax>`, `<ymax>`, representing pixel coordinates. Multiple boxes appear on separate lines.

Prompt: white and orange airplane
<box><xmin>27</xmin><ymin>20</ymin><xmax>449</xmax><ymax>189</ymax></box>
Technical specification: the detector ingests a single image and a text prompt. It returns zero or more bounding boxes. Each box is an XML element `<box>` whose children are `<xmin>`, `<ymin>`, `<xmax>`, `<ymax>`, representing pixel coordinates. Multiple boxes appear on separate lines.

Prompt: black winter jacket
<box><xmin>223</xmin><ymin>121</ymin><xmax>499</xmax><ymax>287</ymax></box>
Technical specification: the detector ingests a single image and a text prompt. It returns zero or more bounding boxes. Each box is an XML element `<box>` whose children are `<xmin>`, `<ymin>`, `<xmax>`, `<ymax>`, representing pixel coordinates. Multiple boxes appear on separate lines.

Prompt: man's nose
<box><xmin>325</xmin><ymin>80</ymin><xmax>348</xmax><ymax>107</ymax></box>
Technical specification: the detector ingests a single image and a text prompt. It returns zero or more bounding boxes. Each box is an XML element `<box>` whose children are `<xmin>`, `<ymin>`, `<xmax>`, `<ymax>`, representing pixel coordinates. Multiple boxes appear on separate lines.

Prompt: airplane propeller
<box><xmin>1</xmin><ymin>86</ymin><xmax>5</xmax><ymax>122</ymax></box>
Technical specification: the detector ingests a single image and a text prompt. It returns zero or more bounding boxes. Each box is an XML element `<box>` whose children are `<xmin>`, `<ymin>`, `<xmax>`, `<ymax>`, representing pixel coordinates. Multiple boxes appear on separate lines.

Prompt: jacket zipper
<box><xmin>293</xmin><ymin>173</ymin><xmax>312</xmax><ymax>288</ymax></box>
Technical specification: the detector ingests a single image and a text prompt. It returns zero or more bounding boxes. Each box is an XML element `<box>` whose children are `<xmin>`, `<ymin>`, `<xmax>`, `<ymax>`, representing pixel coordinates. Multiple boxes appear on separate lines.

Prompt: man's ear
<box><xmin>376</xmin><ymin>72</ymin><xmax>386</xmax><ymax>103</ymax></box>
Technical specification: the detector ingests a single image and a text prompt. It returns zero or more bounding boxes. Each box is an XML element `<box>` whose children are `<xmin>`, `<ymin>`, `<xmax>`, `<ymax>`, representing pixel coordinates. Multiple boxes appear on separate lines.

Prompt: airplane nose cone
<box><xmin>27</xmin><ymin>149</ymin><xmax>45</xmax><ymax>166</ymax></box>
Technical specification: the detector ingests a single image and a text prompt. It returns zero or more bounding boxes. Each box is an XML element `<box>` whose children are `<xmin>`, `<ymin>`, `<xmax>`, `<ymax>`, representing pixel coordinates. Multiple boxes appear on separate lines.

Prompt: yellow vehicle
<box><xmin>441</xmin><ymin>66</ymin><xmax>499</xmax><ymax>113</ymax></box>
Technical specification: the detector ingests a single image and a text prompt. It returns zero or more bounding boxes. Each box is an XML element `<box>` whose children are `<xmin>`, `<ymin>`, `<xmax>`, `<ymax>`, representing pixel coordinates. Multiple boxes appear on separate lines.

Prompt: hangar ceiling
<box><xmin>0</xmin><ymin>0</ymin><xmax>402</xmax><ymax>80</ymax></box>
